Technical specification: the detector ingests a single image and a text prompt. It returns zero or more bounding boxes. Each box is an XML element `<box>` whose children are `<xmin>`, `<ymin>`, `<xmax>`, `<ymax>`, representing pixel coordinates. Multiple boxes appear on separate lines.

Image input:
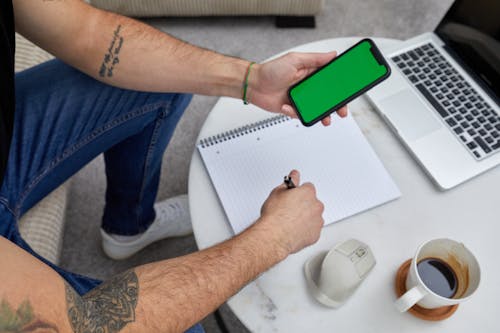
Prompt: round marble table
<box><xmin>188</xmin><ymin>37</ymin><xmax>499</xmax><ymax>332</ymax></box>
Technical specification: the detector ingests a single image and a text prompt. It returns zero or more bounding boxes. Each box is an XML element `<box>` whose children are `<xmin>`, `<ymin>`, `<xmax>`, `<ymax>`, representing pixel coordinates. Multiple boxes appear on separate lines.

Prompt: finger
<box><xmin>337</xmin><ymin>106</ymin><xmax>348</xmax><ymax>118</ymax></box>
<box><xmin>281</xmin><ymin>104</ymin><xmax>298</xmax><ymax>119</ymax></box>
<box><xmin>279</xmin><ymin>169</ymin><xmax>301</xmax><ymax>190</ymax></box>
<box><xmin>288</xmin><ymin>169</ymin><xmax>300</xmax><ymax>187</ymax></box>
<box><xmin>301</xmin><ymin>182</ymin><xmax>317</xmax><ymax>195</ymax></box>
<box><xmin>292</xmin><ymin>51</ymin><xmax>337</xmax><ymax>69</ymax></box>
<box><xmin>321</xmin><ymin>116</ymin><xmax>331</xmax><ymax>126</ymax></box>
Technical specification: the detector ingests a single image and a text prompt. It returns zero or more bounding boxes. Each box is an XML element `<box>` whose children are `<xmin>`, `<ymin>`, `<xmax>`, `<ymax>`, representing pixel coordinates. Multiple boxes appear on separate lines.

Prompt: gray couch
<box><xmin>89</xmin><ymin>0</ymin><xmax>324</xmax><ymax>17</ymax></box>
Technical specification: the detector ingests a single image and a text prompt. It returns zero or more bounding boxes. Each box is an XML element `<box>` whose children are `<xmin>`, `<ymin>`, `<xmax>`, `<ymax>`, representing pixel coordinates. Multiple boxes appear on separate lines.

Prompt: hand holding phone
<box><xmin>288</xmin><ymin>39</ymin><xmax>391</xmax><ymax>126</ymax></box>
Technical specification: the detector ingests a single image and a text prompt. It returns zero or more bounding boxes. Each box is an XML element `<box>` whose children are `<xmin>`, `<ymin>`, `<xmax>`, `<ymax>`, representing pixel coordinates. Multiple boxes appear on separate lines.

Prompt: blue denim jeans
<box><xmin>0</xmin><ymin>60</ymin><xmax>203</xmax><ymax>333</ymax></box>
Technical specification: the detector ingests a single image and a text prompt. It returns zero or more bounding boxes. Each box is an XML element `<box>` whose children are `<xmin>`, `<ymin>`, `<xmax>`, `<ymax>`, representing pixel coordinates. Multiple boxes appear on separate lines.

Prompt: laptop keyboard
<box><xmin>391</xmin><ymin>43</ymin><xmax>500</xmax><ymax>160</ymax></box>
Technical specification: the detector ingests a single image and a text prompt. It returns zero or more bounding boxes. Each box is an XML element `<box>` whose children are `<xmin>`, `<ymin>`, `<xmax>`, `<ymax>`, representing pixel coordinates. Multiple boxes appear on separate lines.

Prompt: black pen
<box><xmin>284</xmin><ymin>175</ymin><xmax>296</xmax><ymax>189</ymax></box>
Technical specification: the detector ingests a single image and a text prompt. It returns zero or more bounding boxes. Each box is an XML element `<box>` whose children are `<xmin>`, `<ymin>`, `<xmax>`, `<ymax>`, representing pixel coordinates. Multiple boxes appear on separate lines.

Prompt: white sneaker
<box><xmin>101</xmin><ymin>194</ymin><xmax>193</xmax><ymax>260</ymax></box>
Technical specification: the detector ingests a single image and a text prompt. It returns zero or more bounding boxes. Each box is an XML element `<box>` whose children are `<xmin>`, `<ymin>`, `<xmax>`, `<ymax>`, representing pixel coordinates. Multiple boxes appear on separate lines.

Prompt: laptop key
<box><xmin>474</xmin><ymin>136</ymin><xmax>491</xmax><ymax>153</ymax></box>
<box><xmin>471</xmin><ymin>121</ymin><xmax>480</xmax><ymax>128</ymax></box>
<box><xmin>473</xmin><ymin>151</ymin><xmax>481</xmax><ymax>158</ymax></box>
<box><xmin>492</xmin><ymin>141</ymin><xmax>500</xmax><ymax>150</ymax></box>
<box><xmin>485</xmin><ymin>136</ymin><xmax>494</xmax><ymax>144</ymax></box>
<box><xmin>446</xmin><ymin>118</ymin><xmax>457</xmax><ymax>127</ymax></box>
<box><xmin>492</xmin><ymin>131</ymin><xmax>499</xmax><ymax>138</ymax></box>
<box><xmin>468</xmin><ymin>129</ymin><xmax>476</xmax><ymax>136</ymax></box>
<box><xmin>467</xmin><ymin>142</ymin><xmax>478</xmax><ymax>149</ymax></box>
<box><xmin>454</xmin><ymin>127</ymin><xmax>464</xmax><ymax>135</ymax></box>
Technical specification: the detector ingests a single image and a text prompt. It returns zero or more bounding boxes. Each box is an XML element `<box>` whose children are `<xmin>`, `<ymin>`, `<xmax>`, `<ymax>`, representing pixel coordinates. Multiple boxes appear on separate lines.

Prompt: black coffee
<box><xmin>417</xmin><ymin>258</ymin><xmax>458</xmax><ymax>298</ymax></box>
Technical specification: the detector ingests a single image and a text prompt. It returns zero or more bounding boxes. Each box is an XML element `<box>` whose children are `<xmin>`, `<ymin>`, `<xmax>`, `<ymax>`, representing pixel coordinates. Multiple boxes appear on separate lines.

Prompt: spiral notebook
<box><xmin>198</xmin><ymin>114</ymin><xmax>401</xmax><ymax>234</ymax></box>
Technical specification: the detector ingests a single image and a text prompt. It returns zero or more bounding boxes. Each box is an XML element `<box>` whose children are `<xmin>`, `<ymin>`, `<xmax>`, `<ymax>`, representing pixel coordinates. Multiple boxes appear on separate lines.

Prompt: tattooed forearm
<box><xmin>99</xmin><ymin>25</ymin><xmax>124</xmax><ymax>78</ymax></box>
<box><xmin>0</xmin><ymin>299</ymin><xmax>59</xmax><ymax>332</ymax></box>
<box><xmin>65</xmin><ymin>270</ymin><xmax>139</xmax><ymax>333</ymax></box>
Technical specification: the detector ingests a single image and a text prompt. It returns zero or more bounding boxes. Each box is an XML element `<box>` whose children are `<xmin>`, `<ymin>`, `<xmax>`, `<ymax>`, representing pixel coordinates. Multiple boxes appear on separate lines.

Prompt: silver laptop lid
<box><xmin>434</xmin><ymin>0</ymin><xmax>500</xmax><ymax>104</ymax></box>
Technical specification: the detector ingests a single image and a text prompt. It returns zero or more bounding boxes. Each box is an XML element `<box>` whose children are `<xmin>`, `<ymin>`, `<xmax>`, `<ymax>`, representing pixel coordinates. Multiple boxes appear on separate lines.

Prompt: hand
<box><xmin>256</xmin><ymin>170</ymin><xmax>325</xmax><ymax>256</ymax></box>
<box><xmin>249</xmin><ymin>52</ymin><xmax>348</xmax><ymax>126</ymax></box>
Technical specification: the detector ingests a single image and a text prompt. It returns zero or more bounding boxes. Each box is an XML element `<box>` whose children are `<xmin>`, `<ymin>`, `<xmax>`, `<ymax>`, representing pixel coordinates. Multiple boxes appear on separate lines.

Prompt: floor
<box><xmin>59</xmin><ymin>1</ymin><xmax>454</xmax><ymax>332</ymax></box>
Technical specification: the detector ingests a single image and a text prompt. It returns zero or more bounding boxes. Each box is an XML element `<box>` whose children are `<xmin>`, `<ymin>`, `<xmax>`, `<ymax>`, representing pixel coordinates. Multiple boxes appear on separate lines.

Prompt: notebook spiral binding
<box><xmin>199</xmin><ymin>115</ymin><xmax>291</xmax><ymax>148</ymax></box>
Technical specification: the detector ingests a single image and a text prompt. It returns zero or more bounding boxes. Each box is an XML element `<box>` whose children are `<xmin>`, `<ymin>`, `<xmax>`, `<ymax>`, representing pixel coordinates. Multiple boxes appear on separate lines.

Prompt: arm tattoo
<box><xmin>99</xmin><ymin>25</ymin><xmax>124</xmax><ymax>78</ymax></box>
<box><xmin>65</xmin><ymin>270</ymin><xmax>139</xmax><ymax>333</ymax></box>
<box><xmin>0</xmin><ymin>299</ymin><xmax>58</xmax><ymax>332</ymax></box>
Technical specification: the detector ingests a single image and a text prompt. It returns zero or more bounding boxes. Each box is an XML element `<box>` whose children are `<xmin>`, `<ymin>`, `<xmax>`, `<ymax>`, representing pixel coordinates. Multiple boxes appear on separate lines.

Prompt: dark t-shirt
<box><xmin>0</xmin><ymin>0</ymin><xmax>15</xmax><ymax>186</ymax></box>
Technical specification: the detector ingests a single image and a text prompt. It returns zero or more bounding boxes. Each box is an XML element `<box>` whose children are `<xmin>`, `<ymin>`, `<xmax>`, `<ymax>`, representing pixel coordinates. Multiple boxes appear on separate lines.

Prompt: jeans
<box><xmin>0</xmin><ymin>60</ymin><xmax>204</xmax><ymax>333</ymax></box>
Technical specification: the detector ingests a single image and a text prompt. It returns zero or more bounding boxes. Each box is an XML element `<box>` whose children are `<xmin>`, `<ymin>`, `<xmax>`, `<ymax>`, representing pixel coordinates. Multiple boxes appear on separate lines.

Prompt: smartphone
<box><xmin>288</xmin><ymin>38</ymin><xmax>391</xmax><ymax>126</ymax></box>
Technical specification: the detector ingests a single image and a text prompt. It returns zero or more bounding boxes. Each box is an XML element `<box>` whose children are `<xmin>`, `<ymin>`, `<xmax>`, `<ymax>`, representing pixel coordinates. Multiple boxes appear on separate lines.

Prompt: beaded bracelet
<box><xmin>242</xmin><ymin>61</ymin><xmax>256</xmax><ymax>105</ymax></box>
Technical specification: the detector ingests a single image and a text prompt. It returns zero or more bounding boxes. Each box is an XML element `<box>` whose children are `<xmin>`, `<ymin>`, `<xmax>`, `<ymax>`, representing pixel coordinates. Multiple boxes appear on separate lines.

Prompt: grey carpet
<box><xmin>59</xmin><ymin>1</ymin><xmax>454</xmax><ymax>332</ymax></box>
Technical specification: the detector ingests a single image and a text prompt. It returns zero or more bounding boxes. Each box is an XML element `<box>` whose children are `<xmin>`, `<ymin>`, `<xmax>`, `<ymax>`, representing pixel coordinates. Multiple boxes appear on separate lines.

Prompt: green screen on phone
<box><xmin>289</xmin><ymin>40</ymin><xmax>389</xmax><ymax>124</ymax></box>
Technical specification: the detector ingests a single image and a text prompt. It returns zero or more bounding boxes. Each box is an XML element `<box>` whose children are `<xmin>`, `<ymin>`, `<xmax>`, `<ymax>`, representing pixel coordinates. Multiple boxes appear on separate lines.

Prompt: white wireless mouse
<box><xmin>304</xmin><ymin>239</ymin><xmax>376</xmax><ymax>308</ymax></box>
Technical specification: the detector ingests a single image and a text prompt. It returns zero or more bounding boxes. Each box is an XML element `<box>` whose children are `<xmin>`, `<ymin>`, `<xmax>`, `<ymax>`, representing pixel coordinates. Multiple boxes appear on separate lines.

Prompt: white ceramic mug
<box><xmin>395</xmin><ymin>238</ymin><xmax>480</xmax><ymax>312</ymax></box>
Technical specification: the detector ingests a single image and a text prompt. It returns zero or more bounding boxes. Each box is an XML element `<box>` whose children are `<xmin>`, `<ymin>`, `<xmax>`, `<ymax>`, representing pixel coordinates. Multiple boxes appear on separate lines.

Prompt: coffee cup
<box><xmin>395</xmin><ymin>238</ymin><xmax>480</xmax><ymax>312</ymax></box>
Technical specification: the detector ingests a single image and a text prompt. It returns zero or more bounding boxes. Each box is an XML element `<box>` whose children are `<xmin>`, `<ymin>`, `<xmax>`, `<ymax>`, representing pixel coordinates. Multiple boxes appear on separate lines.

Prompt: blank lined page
<box><xmin>198</xmin><ymin>114</ymin><xmax>401</xmax><ymax>234</ymax></box>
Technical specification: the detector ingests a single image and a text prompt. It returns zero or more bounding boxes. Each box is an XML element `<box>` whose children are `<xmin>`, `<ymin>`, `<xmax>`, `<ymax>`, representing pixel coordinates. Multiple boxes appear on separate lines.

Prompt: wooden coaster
<box><xmin>395</xmin><ymin>259</ymin><xmax>458</xmax><ymax>321</ymax></box>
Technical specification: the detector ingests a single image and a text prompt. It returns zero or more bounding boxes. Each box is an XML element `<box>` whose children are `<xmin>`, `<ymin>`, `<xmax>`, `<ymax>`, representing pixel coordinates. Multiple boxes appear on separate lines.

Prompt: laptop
<box><xmin>366</xmin><ymin>0</ymin><xmax>500</xmax><ymax>190</ymax></box>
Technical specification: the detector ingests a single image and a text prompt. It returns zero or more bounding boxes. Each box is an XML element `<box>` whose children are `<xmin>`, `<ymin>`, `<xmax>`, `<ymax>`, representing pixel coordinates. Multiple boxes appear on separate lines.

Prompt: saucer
<box><xmin>395</xmin><ymin>259</ymin><xmax>458</xmax><ymax>321</ymax></box>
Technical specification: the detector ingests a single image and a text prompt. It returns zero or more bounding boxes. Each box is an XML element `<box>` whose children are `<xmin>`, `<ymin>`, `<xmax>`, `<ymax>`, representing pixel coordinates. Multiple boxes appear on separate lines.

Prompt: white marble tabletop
<box><xmin>188</xmin><ymin>38</ymin><xmax>499</xmax><ymax>332</ymax></box>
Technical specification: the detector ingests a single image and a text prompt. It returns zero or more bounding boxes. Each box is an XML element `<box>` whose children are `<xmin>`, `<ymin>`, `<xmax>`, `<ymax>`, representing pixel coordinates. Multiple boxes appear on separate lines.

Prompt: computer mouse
<box><xmin>304</xmin><ymin>239</ymin><xmax>376</xmax><ymax>308</ymax></box>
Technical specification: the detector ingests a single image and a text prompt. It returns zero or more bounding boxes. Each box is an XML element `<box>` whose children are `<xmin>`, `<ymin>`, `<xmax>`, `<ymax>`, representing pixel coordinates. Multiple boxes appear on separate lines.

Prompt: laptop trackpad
<box><xmin>380</xmin><ymin>90</ymin><xmax>442</xmax><ymax>141</ymax></box>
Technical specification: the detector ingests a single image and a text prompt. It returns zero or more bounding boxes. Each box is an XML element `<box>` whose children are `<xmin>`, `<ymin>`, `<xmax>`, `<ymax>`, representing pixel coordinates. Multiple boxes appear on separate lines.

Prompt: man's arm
<box><xmin>1</xmin><ymin>170</ymin><xmax>325</xmax><ymax>332</ymax></box>
<box><xmin>13</xmin><ymin>0</ymin><xmax>346</xmax><ymax>124</ymax></box>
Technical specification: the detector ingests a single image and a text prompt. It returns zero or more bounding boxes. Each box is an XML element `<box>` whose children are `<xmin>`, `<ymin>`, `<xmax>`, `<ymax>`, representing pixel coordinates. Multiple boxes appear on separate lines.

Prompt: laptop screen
<box><xmin>435</xmin><ymin>0</ymin><xmax>500</xmax><ymax>102</ymax></box>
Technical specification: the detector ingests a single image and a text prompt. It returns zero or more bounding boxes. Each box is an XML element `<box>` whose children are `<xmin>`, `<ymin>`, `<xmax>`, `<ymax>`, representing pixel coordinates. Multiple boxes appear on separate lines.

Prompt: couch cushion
<box><xmin>18</xmin><ymin>182</ymin><xmax>69</xmax><ymax>265</ymax></box>
<box><xmin>89</xmin><ymin>0</ymin><xmax>324</xmax><ymax>17</ymax></box>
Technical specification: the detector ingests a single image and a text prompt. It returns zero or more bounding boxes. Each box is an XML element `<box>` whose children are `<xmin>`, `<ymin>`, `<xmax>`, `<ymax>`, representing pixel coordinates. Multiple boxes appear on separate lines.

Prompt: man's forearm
<box><xmin>84</xmin><ymin>10</ymin><xmax>250</xmax><ymax>97</ymax></box>
<box><xmin>66</xmin><ymin>218</ymin><xmax>286</xmax><ymax>333</ymax></box>
<box><xmin>14</xmin><ymin>0</ymin><xmax>250</xmax><ymax>98</ymax></box>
